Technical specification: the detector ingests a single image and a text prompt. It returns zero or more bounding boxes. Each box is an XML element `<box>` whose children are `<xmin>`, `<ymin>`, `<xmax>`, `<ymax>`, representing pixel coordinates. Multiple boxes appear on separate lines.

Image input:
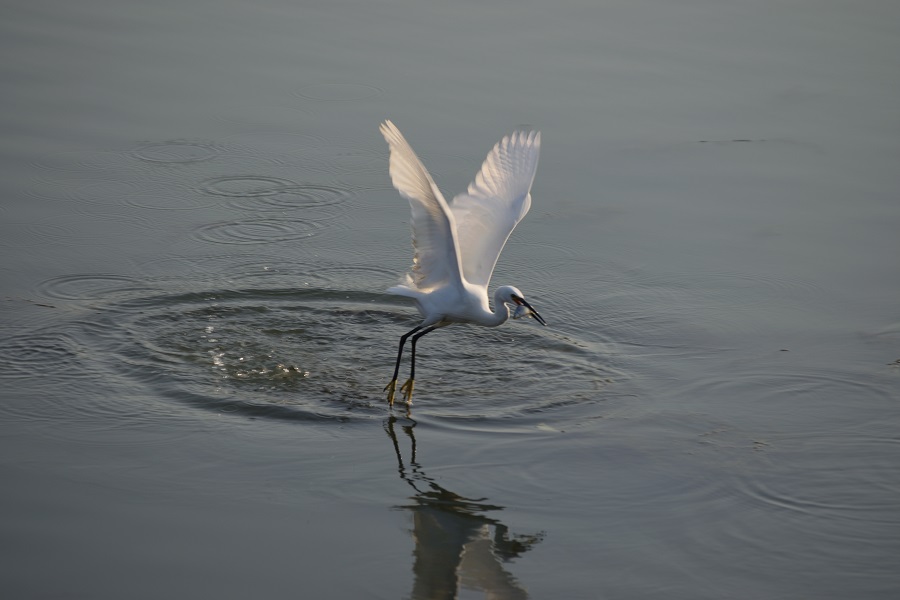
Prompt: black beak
<box><xmin>516</xmin><ymin>297</ymin><xmax>547</xmax><ymax>326</ymax></box>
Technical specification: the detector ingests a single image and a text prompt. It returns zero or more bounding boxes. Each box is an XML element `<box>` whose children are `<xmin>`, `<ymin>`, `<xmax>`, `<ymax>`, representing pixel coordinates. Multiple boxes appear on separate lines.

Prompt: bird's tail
<box><xmin>387</xmin><ymin>273</ymin><xmax>422</xmax><ymax>298</ymax></box>
<box><xmin>386</xmin><ymin>273</ymin><xmax>422</xmax><ymax>298</ymax></box>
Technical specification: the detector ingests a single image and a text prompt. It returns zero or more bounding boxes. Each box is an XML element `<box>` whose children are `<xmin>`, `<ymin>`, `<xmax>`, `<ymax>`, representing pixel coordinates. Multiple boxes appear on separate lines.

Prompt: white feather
<box><xmin>450</xmin><ymin>129</ymin><xmax>540</xmax><ymax>288</ymax></box>
<box><xmin>379</xmin><ymin>120</ymin><xmax>464</xmax><ymax>293</ymax></box>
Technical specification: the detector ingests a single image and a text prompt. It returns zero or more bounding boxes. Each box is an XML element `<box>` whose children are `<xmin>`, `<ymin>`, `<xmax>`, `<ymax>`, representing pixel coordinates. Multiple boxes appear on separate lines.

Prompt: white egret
<box><xmin>380</xmin><ymin>120</ymin><xmax>546</xmax><ymax>406</ymax></box>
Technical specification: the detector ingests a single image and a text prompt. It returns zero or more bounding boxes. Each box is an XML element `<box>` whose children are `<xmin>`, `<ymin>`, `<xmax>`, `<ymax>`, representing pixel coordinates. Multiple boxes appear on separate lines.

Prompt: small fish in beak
<box><xmin>511</xmin><ymin>295</ymin><xmax>547</xmax><ymax>326</ymax></box>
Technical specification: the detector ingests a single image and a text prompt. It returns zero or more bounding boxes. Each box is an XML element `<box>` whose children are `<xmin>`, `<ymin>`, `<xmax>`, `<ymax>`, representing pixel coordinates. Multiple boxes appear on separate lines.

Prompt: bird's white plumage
<box><xmin>380</xmin><ymin>120</ymin><xmax>540</xmax><ymax>295</ymax></box>
<box><xmin>450</xmin><ymin>129</ymin><xmax>540</xmax><ymax>288</ymax></box>
<box><xmin>379</xmin><ymin>120</ymin><xmax>464</xmax><ymax>293</ymax></box>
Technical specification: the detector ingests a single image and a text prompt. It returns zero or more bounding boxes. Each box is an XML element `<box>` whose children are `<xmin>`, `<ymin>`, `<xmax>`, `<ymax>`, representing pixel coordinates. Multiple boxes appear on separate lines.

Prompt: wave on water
<box><xmin>11</xmin><ymin>273</ymin><xmax>616</xmax><ymax>427</ymax></box>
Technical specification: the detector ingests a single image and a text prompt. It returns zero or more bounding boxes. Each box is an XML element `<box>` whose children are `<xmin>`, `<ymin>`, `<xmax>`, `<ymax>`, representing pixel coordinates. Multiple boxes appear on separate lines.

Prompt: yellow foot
<box><xmin>399</xmin><ymin>378</ymin><xmax>415</xmax><ymax>405</ymax></box>
<box><xmin>384</xmin><ymin>379</ymin><xmax>398</xmax><ymax>406</ymax></box>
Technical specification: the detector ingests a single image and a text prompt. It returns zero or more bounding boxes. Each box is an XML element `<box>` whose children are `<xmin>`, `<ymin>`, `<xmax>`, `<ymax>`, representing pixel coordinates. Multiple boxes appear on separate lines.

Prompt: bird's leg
<box><xmin>400</xmin><ymin>325</ymin><xmax>438</xmax><ymax>405</ymax></box>
<box><xmin>385</xmin><ymin>325</ymin><xmax>424</xmax><ymax>406</ymax></box>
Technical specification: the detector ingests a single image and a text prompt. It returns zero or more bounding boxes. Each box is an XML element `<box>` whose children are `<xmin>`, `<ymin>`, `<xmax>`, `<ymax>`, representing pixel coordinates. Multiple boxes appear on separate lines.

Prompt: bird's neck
<box><xmin>489</xmin><ymin>290</ymin><xmax>512</xmax><ymax>327</ymax></box>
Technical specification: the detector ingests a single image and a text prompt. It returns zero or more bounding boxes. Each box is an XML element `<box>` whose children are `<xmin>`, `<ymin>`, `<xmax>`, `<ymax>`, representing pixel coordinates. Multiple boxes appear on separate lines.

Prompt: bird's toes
<box><xmin>400</xmin><ymin>378</ymin><xmax>414</xmax><ymax>405</ymax></box>
<box><xmin>384</xmin><ymin>379</ymin><xmax>398</xmax><ymax>406</ymax></box>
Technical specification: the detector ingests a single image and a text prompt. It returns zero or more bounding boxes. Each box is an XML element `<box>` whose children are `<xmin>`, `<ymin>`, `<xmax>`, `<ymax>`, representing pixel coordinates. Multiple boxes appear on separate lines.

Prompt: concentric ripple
<box><xmin>198</xmin><ymin>175</ymin><xmax>351</xmax><ymax>216</ymax></box>
<box><xmin>730</xmin><ymin>434</ymin><xmax>900</xmax><ymax>520</ymax></box>
<box><xmin>93</xmin><ymin>285</ymin><xmax>613</xmax><ymax>423</ymax></box>
<box><xmin>192</xmin><ymin>218</ymin><xmax>326</xmax><ymax>245</ymax></box>
<box><xmin>113</xmin><ymin>289</ymin><xmax>404</xmax><ymax>421</ymax></box>
<box><xmin>673</xmin><ymin>369</ymin><xmax>895</xmax><ymax>432</ymax></box>
<box><xmin>0</xmin><ymin>312</ymin><xmax>198</xmax><ymax>446</ymax></box>
<box><xmin>35</xmin><ymin>274</ymin><xmax>155</xmax><ymax>302</ymax></box>
<box><xmin>130</xmin><ymin>140</ymin><xmax>222</xmax><ymax>164</ymax></box>
<box><xmin>227</xmin><ymin>184</ymin><xmax>351</xmax><ymax>212</ymax></box>
<box><xmin>200</xmin><ymin>175</ymin><xmax>300</xmax><ymax>198</ymax></box>
<box><xmin>0</xmin><ymin>330</ymin><xmax>90</xmax><ymax>380</ymax></box>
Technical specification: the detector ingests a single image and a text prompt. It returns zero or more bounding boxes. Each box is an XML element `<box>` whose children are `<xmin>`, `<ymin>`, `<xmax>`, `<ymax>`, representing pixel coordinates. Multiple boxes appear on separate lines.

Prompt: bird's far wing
<box><xmin>449</xmin><ymin>129</ymin><xmax>540</xmax><ymax>289</ymax></box>
<box><xmin>380</xmin><ymin>120</ymin><xmax>464</xmax><ymax>292</ymax></box>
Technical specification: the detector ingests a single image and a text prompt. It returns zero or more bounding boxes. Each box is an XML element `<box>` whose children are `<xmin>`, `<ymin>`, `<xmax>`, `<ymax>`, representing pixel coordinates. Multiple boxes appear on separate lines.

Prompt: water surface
<box><xmin>1</xmin><ymin>0</ymin><xmax>898</xmax><ymax>598</ymax></box>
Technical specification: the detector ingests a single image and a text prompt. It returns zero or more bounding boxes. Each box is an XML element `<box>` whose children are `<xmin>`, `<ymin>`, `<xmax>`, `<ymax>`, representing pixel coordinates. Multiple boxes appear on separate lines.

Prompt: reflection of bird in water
<box><xmin>380</xmin><ymin>121</ymin><xmax>546</xmax><ymax>407</ymax></box>
<box><xmin>385</xmin><ymin>416</ymin><xmax>543</xmax><ymax>599</ymax></box>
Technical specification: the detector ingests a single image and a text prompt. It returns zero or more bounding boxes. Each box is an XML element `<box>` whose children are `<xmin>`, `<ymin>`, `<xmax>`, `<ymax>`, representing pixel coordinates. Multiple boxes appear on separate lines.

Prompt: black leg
<box><xmin>408</xmin><ymin>325</ymin><xmax>438</xmax><ymax>381</ymax></box>
<box><xmin>398</xmin><ymin>325</ymin><xmax>439</xmax><ymax>406</ymax></box>
<box><xmin>392</xmin><ymin>325</ymin><xmax>424</xmax><ymax>382</ymax></box>
<box><xmin>385</xmin><ymin>325</ymin><xmax>424</xmax><ymax>406</ymax></box>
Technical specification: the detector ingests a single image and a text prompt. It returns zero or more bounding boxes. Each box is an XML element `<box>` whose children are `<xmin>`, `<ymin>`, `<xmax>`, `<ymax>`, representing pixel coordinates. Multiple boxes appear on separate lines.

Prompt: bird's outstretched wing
<box><xmin>380</xmin><ymin>120</ymin><xmax>464</xmax><ymax>292</ymax></box>
<box><xmin>449</xmin><ymin>129</ymin><xmax>540</xmax><ymax>289</ymax></box>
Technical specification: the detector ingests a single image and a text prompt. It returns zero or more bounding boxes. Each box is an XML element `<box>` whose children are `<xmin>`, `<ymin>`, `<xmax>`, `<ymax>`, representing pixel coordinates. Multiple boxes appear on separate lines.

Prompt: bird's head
<box><xmin>496</xmin><ymin>286</ymin><xmax>547</xmax><ymax>326</ymax></box>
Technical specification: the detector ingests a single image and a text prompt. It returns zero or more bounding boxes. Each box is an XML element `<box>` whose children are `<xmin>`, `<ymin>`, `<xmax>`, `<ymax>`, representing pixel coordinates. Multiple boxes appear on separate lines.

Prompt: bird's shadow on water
<box><xmin>384</xmin><ymin>415</ymin><xmax>544</xmax><ymax>600</ymax></box>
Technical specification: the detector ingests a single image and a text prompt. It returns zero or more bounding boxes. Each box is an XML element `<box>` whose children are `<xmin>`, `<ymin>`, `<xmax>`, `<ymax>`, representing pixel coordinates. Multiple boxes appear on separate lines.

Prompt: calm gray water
<box><xmin>1</xmin><ymin>0</ymin><xmax>898</xmax><ymax>598</ymax></box>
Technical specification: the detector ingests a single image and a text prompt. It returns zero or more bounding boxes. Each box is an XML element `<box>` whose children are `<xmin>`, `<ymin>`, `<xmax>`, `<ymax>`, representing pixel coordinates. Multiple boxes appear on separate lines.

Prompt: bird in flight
<box><xmin>379</xmin><ymin>120</ymin><xmax>546</xmax><ymax>407</ymax></box>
